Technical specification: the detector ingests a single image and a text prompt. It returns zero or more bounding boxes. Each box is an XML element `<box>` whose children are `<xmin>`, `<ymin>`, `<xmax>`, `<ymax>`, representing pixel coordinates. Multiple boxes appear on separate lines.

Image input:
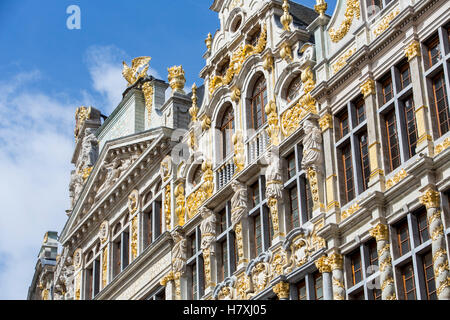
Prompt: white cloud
<box><xmin>85</xmin><ymin>45</ymin><xmax>161</xmax><ymax>114</ymax></box>
<box><xmin>0</xmin><ymin>72</ymin><xmax>75</xmax><ymax>299</ymax></box>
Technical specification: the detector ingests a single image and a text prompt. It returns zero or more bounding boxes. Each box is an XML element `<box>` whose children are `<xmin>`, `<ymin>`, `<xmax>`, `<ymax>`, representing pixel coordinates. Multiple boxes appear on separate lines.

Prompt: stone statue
<box><xmin>199</xmin><ymin>207</ymin><xmax>216</xmax><ymax>251</ymax></box>
<box><xmin>69</xmin><ymin>171</ymin><xmax>84</xmax><ymax>208</ymax></box>
<box><xmin>96</xmin><ymin>159</ymin><xmax>122</xmax><ymax>200</ymax></box>
<box><xmin>301</xmin><ymin>119</ymin><xmax>323</xmax><ymax>171</ymax></box>
<box><xmin>160</xmin><ymin>156</ymin><xmax>172</xmax><ymax>181</ymax></box>
<box><xmin>60</xmin><ymin>256</ymin><xmax>75</xmax><ymax>300</ymax></box>
<box><xmin>171</xmin><ymin>230</ymin><xmax>187</xmax><ymax>274</ymax></box>
<box><xmin>79</xmin><ymin>129</ymin><xmax>99</xmax><ymax>169</ymax></box>
<box><xmin>265</xmin><ymin>151</ymin><xmax>283</xmax><ymax>200</ymax></box>
<box><xmin>231</xmin><ymin>180</ymin><xmax>248</xmax><ymax>226</ymax></box>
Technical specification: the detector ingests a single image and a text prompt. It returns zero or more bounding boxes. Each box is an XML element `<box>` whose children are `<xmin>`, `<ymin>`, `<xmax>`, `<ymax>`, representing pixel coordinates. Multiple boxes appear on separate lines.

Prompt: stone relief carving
<box><xmin>265</xmin><ymin>151</ymin><xmax>283</xmax><ymax>200</ymax></box>
<box><xmin>301</xmin><ymin>119</ymin><xmax>323</xmax><ymax>171</ymax></box>
<box><xmin>69</xmin><ymin>170</ymin><xmax>84</xmax><ymax>209</ymax></box>
<box><xmin>230</xmin><ymin>180</ymin><xmax>248</xmax><ymax>227</ymax></box>
<box><xmin>213</xmin><ymin>276</ymin><xmax>237</xmax><ymax>300</ymax></box>
<box><xmin>160</xmin><ymin>155</ymin><xmax>173</xmax><ymax>181</ymax></box>
<box><xmin>199</xmin><ymin>207</ymin><xmax>216</xmax><ymax>251</ymax></box>
<box><xmin>171</xmin><ymin>230</ymin><xmax>187</xmax><ymax>274</ymax></box>
<box><xmin>53</xmin><ymin>247</ymin><xmax>75</xmax><ymax>300</ymax></box>
<box><xmin>95</xmin><ymin>159</ymin><xmax>123</xmax><ymax>201</ymax></box>
<box><xmin>79</xmin><ymin>129</ymin><xmax>99</xmax><ymax>169</ymax></box>
<box><xmin>246</xmin><ymin>251</ymin><xmax>272</xmax><ymax>297</ymax></box>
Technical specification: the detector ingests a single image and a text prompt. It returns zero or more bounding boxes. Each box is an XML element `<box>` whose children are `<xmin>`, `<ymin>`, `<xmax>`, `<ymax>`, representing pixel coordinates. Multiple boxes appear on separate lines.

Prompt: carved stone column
<box><xmin>360</xmin><ymin>78</ymin><xmax>384</xmax><ymax>190</ymax></box>
<box><xmin>199</xmin><ymin>207</ymin><xmax>217</xmax><ymax>294</ymax></box>
<box><xmin>370</xmin><ymin>223</ymin><xmax>396</xmax><ymax>300</ymax></box>
<box><xmin>319</xmin><ymin>113</ymin><xmax>339</xmax><ymax>213</ymax></box>
<box><xmin>171</xmin><ymin>229</ymin><xmax>187</xmax><ymax>300</ymax></box>
<box><xmin>231</xmin><ymin>181</ymin><xmax>249</xmax><ymax>269</ymax></box>
<box><xmin>329</xmin><ymin>253</ymin><xmax>345</xmax><ymax>300</ymax></box>
<box><xmin>273</xmin><ymin>281</ymin><xmax>290</xmax><ymax>300</ymax></box>
<box><xmin>420</xmin><ymin>189</ymin><xmax>450</xmax><ymax>300</ymax></box>
<box><xmin>315</xmin><ymin>256</ymin><xmax>333</xmax><ymax>300</ymax></box>
<box><xmin>265</xmin><ymin>147</ymin><xmax>283</xmax><ymax>242</ymax></box>
<box><xmin>405</xmin><ymin>40</ymin><xmax>434</xmax><ymax>155</ymax></box>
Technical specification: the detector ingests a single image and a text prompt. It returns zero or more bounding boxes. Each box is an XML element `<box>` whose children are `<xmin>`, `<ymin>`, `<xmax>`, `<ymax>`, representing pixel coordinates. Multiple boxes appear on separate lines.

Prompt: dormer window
<box><xmin>217</xmin><ymin>58</ymin><xmax>230</xmax><ymax>77</ymax></box>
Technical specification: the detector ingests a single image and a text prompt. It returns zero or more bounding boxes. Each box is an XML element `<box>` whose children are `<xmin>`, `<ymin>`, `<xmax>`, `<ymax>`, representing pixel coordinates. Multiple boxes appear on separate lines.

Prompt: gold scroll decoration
<box><xmin>328</xmin><ymin>0</ymin><xmax>360</xmax><ymax>43</ymax></box>
<box><xmin>209</xmin><ymin>24</ymin><xmax>267</xmax><ymax>96</ymax></box>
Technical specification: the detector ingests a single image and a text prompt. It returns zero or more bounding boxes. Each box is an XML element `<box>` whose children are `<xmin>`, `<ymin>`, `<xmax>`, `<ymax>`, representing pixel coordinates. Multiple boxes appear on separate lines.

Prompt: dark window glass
<box><xmin>401</xmin><ymin>263</ymin><xmax>416</xmax><ymax>300</ymax></box>
<box><xmin>220</xmin><ymin>240</ymin><xmax>228</xmax><ymax>282</ymax></box>
<box><xmin>341</xmin><ymin>144</ymin><xmax>355</xmax><ymax>204</ymax></box>
<box><xmin>144</xmin><ymin>210</ymin><xmax>152</xmax><ymax>248</ymax></box>
<box><xmin>219</xmin><ymin>208</ymin><xmax>227</xmax><ymax>235</ymax></box>
<box><xmin>432</xmin><ymin>72</ymin><xmax>450</xmax><ymax>136</ymax></box>
<box><xmin>359</xmin><ymin>132</ymin><xmax>370</xmax><ymax>191</ymax></box>
<box><xmin>249</xmin><ymin>181</ymin><xmax>260</xmax><ymax>208</ymax></box>
<box><xmin>427</xmin><ymin>36</ymin><xmax>441</xmax><ymax>67</ymax></box>
<box><xmin>403</xmin><ymin>96</ymin><xmax>418</xmax><ymax>158</ymax></box>
<box><xmin>417</xmin><ymin>208</ymin><xmax>430</xmax><ymax>244</ymax></box>
<box><xmin>423</xmin><ymin>251</ymin><xmax>437</xmax><ymax>300</ymax></box>
<box><xmin>305</xmin><ymin>178</ymin><xmax>313</xmax><ymax>221</ymax></box>
<box><xmin>192</xmin><ymin>166</ymin><xmax>202</xmax><ymax>188</ymax></box>
<box><xmin>289</xmin><ymin>186</ymin><xmax>300</xmax><ymax>231</ymax></box>
<box><xmin>397</xmin><ymin>221</ymin><xmax>410</xmax><ymax>256</ymax></box>
<box><xmin>339</xmin><ymin>112</ymin><xmax>350</xmax><ymax>139</ymax></box>
<box><xmin>314</xmin><ymin>272</ymin><xmax>323</xmax><ymax>300</ymax></box>
<box><xmin>382</xmin><ymin>76</ymin><xmax>393</xmax><ymax>104</ymax></box>
<box><xmin>368</xmin><ymin>239</ymin><xmax>378</xmax><ymax>267</ymax></box>
<box><xmin>399</xmin><ymin>62</ymin><xmax>411</xmax><ymax>90</ymax></box>
<box><xmin>355</xmin><ymin>98</ymin><xmax>366</xmax><ymax>125</ymax></box>
<box><xmin>350</xmin><ymin>250</ymin><xmax>362</xmax><ymax>286</ymax></box>
<box><xmin>385</xmin><ymin>110</ymin><xmax>401</xmax><ymax>172</ymax></box>
<box><xmin>287</xmin><ymin>153</ymin><xmax>296</xmax><ymax>180</ymax></box>
<box><xmin>191</xmin><ymin>263</ymin><xmax>197</xmax><ymax>299</ymax></box>
<box><xmin>251</xmin><ymin>75</ymin><xmax>267</xmax><ymax>129</ymax></box>
<box><xmin>373</xmin><ymin>289</ymin><xmax>382</xmax><ymax>300</ymax></box>
<box><xmin>221</xmin><ymin>106</ymin><xmax>235</xmax><ymax>159</ymax></box>
<box><xmin>190</xmin><ymin>233</ymin><xmax>197</xmax><ymax>257</ymax></box>
<box><xmin>253</xmin><ymin>213</ymin><xmax>262</xmax><ymax>258</ymax></box>
<box><xmin>297</xmin><ymin>280</ymin><xmax>307</xmax><ymax>300</ymax></box>
<box><xmin>366</xmin><ymin>0</ymin><xmax>382</xmax><ymax>17</ymax></box>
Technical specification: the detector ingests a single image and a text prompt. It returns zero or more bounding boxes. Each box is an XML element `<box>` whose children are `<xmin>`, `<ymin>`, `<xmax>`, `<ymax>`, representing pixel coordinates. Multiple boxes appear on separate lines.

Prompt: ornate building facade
<box><xmin>29</xmin><ymin>0</ymin><xmax>450</xmax><ymax>300</ymax></box>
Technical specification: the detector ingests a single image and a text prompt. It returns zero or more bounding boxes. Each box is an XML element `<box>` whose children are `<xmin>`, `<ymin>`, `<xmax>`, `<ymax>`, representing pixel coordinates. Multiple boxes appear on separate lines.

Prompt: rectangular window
<box><xmin>382</xmin><ymin>76</ymin><xmax>393</xmax><ymax>104</ymax></box>
<box><xmin>113</xmin><ymin>239</ymin><xmax>121</xmax><ymax>278</ymax></box>
<box><xmin>249</xmin><ymin>181</ymin><xmax>260</xmax><ymax>208</ymax></box>
<box><xmin>191</xmin><ymin>263</ymin><xmax>197</xmax><ymax>300</ymax></box>
<box><xmin>350</xmin><ymin>291</ymin><xmax>365</xmax><ymax>300</ymax></box>
<box><xmin>85</xmin><ymin>266</ymin><xmax>93</xmax><ymax>300</ymax></box>
<box><xmin>297</xmin><ymin>280</ymin><xmax>307</xmax><ymax>300</ymax></box>
<box><xmin>385</xmin><ymin>110</ymin><xmax>401</xmax><ymax>172</ymax></box>
<box><xmin>338</xmin><ymin>112</ymin><xmax>350</xmax><ymax>139</ymax></box>
<box><xmin>427</xmin><ymin>36</ymin><xmax>441</xmax><ymax>67</ymax></box>
<box><xmin>122</xmin><ymin>232</ymin><xmax>129</xmax><ymax>270</ymax></box>
<box><xmin>287</xmin><ymin>153</ymin><xmax>297</xmax><ymax>180</ymax></box>
<box><xmin>359</xmin><ymin>132</ymin><xmax>370</xmax><ymax>191</ymax></box>
<box><xmin>218</xmin><ymin>209</ymin><xmax>227</xmax><ymax>235</ymax></box>
<box><xmin>305</xmin><ymin>179</ymin><xmax>313</xmax><ymax>222</ymax></box>
<box><xmin>416</xmin><ymin>208</ymin><xmax>430</xmax><ymax>244</ymax></box>
<box><xmin>368</xmin><ymin>239</ymin><xmax>378</xmax><ymax>268</ymax></box>
<box><xmin>190</xmin><ymin>233</ymin><xmax>197</xmax><ymax>257</ymax></box>
<box><xmin>403</xmin><ymin>96</ymin><xmax>418</xmax><ymax>158</ymax></box>
<box><xmin>220</xmin><ymin>240</ymin><xmax>228</xmax><ymax>282</ymax></box>
<box><xmin>288</xmin><ymin>186</ymin><xmax>300</xmax><ymax>231</ymax></box>
<box><xmin>422</xmin><ymin>251</ymin><xmax>437</xmax><ymax>300</ymax></box>
<box><xmin>399</xmin><ymin>62</ymin><xmax>411</xmax><ymax>90</ymax></box>
<box><xmin>266</xmin><ymin>207</ymin><xmax>274</xmax><ymax>247</ymax></box>
<box><xmin>341</xmin><ymin>144</ymin><xmax>355</xmax><ymax>204</ymax></box>
<box><xmin>350</xmin><ymin>250</ymin><xmax>362</xmax><ymax>286</ymax></box>
<box><xmin>355</xmin><ymin>97</ymin><xmax>366</xmax><ymax>126</ymax></box>
<box><xmin>373</xmin><ymin>289</ymin><xmax>382</xmax><ymax>300</ymax></box>
<box><xmin>93</xmin><ymin>259</ymin><xmax>100</xmax><ymax>297</ymax></box>
<box><xmin>144</xmin><ymin>210</ymin><xmax>152</xmax><ymax>248</ymax></box>
<box><xmin>432</xmin><ymin>72</ymin><xmax>450</xmax><ymax>136</ymax></box>
<box><xmin>314</xmin><ymin>272</ymin><xmax>323</xmax><ymax>300</ymax></box>
<box><xmin>253</xmin><ymin>213</ymin><xmax>262</xmax><ymax>258</ymax></box>
<box><xmin>397</xmin><ymin>220</ymin><xmax>410</xmax><ymax>256</ymax></box>
<box><xmin>401</xmin><ymin>263</ymin><xmax>416</xmax><ymax>300</ymax></box>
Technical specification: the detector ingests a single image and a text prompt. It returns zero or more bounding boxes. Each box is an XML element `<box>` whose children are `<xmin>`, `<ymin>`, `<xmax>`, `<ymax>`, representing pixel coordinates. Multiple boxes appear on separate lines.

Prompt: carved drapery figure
<box><xmin>231</xmin><ymin>180</ymin><xmax>248</xmax><ymax>227</ymax></box>
<box><xmin>79</xmin><ymin>129</ymin><xmax>99</xmax><ymax>169</ymax></box>
<box><xmin>171</xmin><ymin>230</ymin><xmax>187</xmax><ymax>274</ymax></box>
<box><xmin>265</xmin><ymin>150</ymin><xmax>282</xmax><ymax>236</ymax></box>
<box><xmin>160</xmin><ymin>156</ymin><xmax>173</xmax><ymax>181</ymax></box>
<box><xmin>301</xmin><ymin>119</ymin><xmax>323</xmax><ymax>171</ymax></box>
<box><xmin>199</xmin><ymin>207</ymin><xmax>216</xmax><ymax>251</ymax></box>
<box><xmin>69</xmin><ymin>170</ymin><xmax>84</xmax><ymax>209</ymax></box>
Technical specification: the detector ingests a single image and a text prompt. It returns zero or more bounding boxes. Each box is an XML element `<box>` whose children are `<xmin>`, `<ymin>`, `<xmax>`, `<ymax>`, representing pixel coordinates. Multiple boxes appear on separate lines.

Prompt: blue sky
<box><xmin>0</xmin><ymin>0</ymin><xmax>336</xmax><ymax>299</ymax></box>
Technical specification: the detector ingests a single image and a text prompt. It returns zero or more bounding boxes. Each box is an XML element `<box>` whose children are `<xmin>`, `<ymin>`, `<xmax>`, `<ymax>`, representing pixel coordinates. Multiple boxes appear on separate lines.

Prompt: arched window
<box><xmin>220</xmin><ymin>105</ymin><xmax>235</xmax><ymax>159</ymax></box>
<box><xmin>286</xmin><ymin>74</ymin><xmax>302</xmax><ymax>103</ymax></box>
<box><xmin>250</xmin><ymin>75</ymin><xmax>267</xmax><ymax>129</ymax></box>
<box><xmin>192</xmin><ymin>166</ymin><xmax>202</xmax><ymax>188</ymax></box>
